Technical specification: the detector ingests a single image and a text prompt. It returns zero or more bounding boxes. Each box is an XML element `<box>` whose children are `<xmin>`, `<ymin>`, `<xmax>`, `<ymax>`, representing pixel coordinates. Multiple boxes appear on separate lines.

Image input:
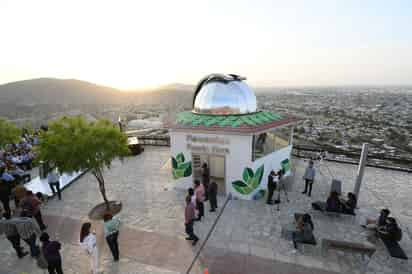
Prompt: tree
<box><xmin>0</xmin><ymin>118</ymin><xmax>21</xmax><ymax>148</ymax></box>
<box><xmin>37</xmin><ymin>116</ymin><xmax>130</xmax><ymax>210</ymax></box>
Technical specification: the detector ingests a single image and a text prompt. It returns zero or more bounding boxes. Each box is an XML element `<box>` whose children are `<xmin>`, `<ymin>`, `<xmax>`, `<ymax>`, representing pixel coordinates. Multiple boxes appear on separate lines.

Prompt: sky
<box><xmin>0</xmin><ymin>0</ymin><xmax>411</xmax><ymax>89</ymax></box>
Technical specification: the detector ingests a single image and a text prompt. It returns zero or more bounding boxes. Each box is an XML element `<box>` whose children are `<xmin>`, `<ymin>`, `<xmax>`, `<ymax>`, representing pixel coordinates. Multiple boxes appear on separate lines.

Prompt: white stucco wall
<box><xmin>170</xmin><ymin>129</ymin><xmax>293</xmax><ymax>201</ymax></box>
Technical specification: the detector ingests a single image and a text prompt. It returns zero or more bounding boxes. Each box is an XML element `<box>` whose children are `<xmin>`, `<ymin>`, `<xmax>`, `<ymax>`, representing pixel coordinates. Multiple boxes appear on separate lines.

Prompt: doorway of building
<box><xmin>192</xmin><ymin>154</ymin><xmax>226</xmax><ymax>195</ymax></box>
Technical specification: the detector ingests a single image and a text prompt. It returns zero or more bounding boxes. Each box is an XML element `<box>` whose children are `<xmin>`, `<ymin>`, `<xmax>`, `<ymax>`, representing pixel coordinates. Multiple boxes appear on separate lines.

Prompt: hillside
<box><xmin>0</xmin><ymin>78</ymin><xmax>127</xmax><ymax>105</ymax></box>
<box><xmin>0</xmin><ymin>78</ymin><xmax>194</xmax><ymax>106</ymax></box>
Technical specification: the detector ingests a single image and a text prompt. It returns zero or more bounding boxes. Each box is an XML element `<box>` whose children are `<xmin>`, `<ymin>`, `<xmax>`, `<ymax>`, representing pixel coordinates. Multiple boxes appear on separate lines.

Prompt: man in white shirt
<box><xmin>47</xmin><ymin>168</ymin><xmax>61</xmax><ymax>200</ymax></box>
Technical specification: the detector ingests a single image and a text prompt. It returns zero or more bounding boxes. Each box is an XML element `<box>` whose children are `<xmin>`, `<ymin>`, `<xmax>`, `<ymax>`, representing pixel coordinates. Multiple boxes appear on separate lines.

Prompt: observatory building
<box><xmin>170</xmin><ymin>74</ymin><xmax>297</xmax><ymax>200</ymax></box>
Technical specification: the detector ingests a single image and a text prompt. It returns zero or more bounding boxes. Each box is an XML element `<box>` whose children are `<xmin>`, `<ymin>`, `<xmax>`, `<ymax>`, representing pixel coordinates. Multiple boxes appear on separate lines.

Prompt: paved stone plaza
<box><xmin>0</xmin><ymin>147</ymin><xmax>411</xmax><ymax>274</ymax></box>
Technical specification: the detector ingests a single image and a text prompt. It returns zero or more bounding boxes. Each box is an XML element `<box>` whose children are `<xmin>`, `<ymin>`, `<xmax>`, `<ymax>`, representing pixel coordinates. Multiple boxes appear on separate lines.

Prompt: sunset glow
<box><xmin>1</xmin><ymin>0</ymin><xmax>411</xmax><ymax>89</ymax></box>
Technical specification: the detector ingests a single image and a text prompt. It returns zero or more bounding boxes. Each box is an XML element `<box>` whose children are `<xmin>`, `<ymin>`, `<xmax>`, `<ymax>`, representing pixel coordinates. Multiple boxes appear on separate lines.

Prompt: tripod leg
<box><xmin>277</xmin><ymin>190</ymin><xmax>280</xmax><ymax>211</ymax></box>
<box><xmin>283</xmin><ymin>187</ymin><xmax>289</xmax><ymax>202</ymax></box>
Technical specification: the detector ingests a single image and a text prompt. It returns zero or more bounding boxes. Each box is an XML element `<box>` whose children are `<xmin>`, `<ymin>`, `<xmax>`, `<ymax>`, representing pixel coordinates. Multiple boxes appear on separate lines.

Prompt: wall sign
<box><xmin>186</xmin><ymin>134</ymin><xmax>230</xmax><ymax>154</ymax></box>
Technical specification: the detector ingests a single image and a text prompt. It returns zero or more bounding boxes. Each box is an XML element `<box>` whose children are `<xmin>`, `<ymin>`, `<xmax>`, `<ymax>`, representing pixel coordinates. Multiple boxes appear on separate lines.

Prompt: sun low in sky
<box><xmin>1</xmin><ymin>0</ymin><xmax>411</xmax><ymax>89</ymax></box>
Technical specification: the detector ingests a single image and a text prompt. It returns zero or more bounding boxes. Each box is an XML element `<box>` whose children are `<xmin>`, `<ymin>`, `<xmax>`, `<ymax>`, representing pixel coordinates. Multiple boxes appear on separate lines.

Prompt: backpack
<box><xmin>394</xmin><ymin>227</ymin><xmax>402</xmax><ymax>242</ymax></box>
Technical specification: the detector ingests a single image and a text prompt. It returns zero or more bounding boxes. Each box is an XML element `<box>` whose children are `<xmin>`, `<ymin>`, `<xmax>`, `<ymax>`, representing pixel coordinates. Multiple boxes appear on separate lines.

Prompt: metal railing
<box><xmin>186</xmin><ymin>194</ymin><xmax>232</xmax><ymax>274</ymax></box>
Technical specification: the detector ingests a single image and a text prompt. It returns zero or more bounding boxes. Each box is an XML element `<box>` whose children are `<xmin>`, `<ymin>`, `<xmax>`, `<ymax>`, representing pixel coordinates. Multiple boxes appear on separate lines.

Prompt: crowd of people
<box><xmin>363</xmin><ymin>209</ymin><xmax>403</xmax><ymax>242</ymax></box>
<box><xmin>0</xmin><ymin>129</ymin><xmax>123</xmax><ymax>274</ymax></box>
<box><xmin>0</xmin><ymin>190</ymin><xmax>63</xmax><ymax>274</ymax></box>
<box><xmin>0</xmin><ymin>132</ymin><xmax>39</xmax><ymax>218</ymax></box>
<box><xmin>0</xmin><ymin>181</ymin><xmax>121</xmax><ymax>274</ymax></box>
<box><xmin>311</xmin><ymin>191</ymin><xmax>357</xmax><ymax>215</ymax></box>
<box><xmin>184</xmin><ymin>163</ymin><xmax>218</xmax><ymax>246</ymax></box>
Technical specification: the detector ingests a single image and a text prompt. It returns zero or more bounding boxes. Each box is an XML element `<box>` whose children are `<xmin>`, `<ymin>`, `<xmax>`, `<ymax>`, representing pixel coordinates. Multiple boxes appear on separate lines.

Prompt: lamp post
<box><xmin>354</xmin><ymin>143</ymin><xmax>369</xmax><ymax>201</ymax></box>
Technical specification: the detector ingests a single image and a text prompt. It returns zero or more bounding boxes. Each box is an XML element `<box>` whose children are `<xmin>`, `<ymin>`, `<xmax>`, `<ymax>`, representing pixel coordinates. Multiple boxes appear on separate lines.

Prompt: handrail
<box><xmin>186</xmin><ymin>193</ymin><xmax>232</xmax><ymax>274</ymax></box>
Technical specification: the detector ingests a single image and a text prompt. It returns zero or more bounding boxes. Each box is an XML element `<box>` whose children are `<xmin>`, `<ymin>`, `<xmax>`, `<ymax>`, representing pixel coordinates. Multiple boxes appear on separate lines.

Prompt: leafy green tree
<box><xmin>0</xmin><ymin>118</ymin><xmax>21</xmax><ymax>148</ymax></box>
<box><xmin>22</xmin><ymin>122</ymin><xmax>35</xmax><ymax>135</ymax></box>
<box><xmin>37</xmin><ymin>116</ymin><xmax>130</xmax><ymax>210</ymax></box>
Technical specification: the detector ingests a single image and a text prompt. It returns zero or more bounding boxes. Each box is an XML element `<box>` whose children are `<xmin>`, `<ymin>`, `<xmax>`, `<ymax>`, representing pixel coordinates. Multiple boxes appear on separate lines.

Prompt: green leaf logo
<box><xmin>176</xmin><ymin>153</ymin><xmax>185</xmax><ymax>164</ymax></box>
<box><xmin>232</xmin><ymin>165</ymin><xmax>264</xmax><ymax>195</ymax></box>
<box><xmin>171</xmin><ymin>153</ymin><xmax>192</xmax><ymax>179</ymax></box>
<box><xmin>171</xmin><ymin>157</ymin><xmax>178</xmax><ymax>169</ymax></box>
<box><xmin>281</xmin><ymin>158</ymin><xmax>290</xmax><ymax>172</ymax></box>
<box><xmin>242</xmin><ymin>167</ymin><xmax>254</xmax><ymax>182</ymax></box>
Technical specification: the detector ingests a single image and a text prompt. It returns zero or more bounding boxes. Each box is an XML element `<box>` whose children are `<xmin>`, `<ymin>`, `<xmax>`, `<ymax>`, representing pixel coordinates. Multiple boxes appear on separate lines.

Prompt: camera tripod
<box><xmin>274</xmin><ymin>179</ymin><xmax>289</xmax><ymax>211</ymax></box>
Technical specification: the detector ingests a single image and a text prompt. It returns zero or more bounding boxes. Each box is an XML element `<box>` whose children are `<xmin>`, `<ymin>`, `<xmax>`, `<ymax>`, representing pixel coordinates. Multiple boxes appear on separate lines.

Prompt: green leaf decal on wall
<box><xmin>183</xmin><ymin>164</ymin><xmax>192</xmax><ymax>177</ymax></box>
<box><xmin>171</xmin><ymin>157</ymin><xmax>178</xmax><ymax>169</ymax></box>
<box><xmin>171</xmin><ymin>153</ymin><xmax>191</xmax><ymax>180</ymax></box>
<box><xmin>253</xmin><ymin>165</ymin><xmax>264</xmax><ymax>188</ymax></box>
<box><xmin>242</xmin><ymin>167</ymin><xmax>254</xmax><ymax>182</ymax></box>
<box><xmin>176</xmin><ymin>153</ymin><xmax>185</xmax><ymax>163</ymax></box>
<box><xmin>281</xmin><ymin>158</ymin><xmax>290</xmax><ymax>172</ymax></box>
<box><xmin>232</xmin><ymin>180</ymin><xmax>249</xmax><ymax>194</ymax></box>
<box><xmin>232</xmin><ymin>165</ymin><xmax>264</xmax><ymax>195</ymax></box>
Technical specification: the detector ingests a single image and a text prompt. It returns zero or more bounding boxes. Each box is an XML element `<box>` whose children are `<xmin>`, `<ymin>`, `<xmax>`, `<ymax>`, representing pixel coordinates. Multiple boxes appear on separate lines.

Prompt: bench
<box><xmin>311</xmin><ymin>201</ymin><xmax>356</xmax><ymax>216</ymax></box>
<box><xmin>381</xmin><ymin>238</ymin><xmax>408</xmax><ymax>260</ymax></box>
<box><xmin>322</xmin><ymin>239</ymin><xmax>376</xmax><ymax>272</ymax></box>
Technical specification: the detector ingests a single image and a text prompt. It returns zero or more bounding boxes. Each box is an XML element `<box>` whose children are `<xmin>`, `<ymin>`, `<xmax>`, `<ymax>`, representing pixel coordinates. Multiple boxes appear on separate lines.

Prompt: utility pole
<box><xmin>354</xmin><ymin>143</ymin><xmax>369</xmax><ymax>201</ymax></box>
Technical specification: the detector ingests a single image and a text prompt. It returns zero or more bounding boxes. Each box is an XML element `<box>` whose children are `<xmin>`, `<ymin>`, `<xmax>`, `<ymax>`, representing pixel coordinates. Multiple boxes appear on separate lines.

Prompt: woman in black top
<box><xmin>40</xmin><ymin>232</ymin><xmax>63</xmax><ymax>274</ymax></box>
<box><xmin>342</xmin><ymin>192</ymin><xmax>357</xmax><ymax>215</ymax></box>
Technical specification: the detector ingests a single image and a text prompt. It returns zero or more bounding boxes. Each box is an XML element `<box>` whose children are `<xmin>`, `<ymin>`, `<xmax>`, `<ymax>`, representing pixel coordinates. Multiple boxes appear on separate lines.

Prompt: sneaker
<box><xmin>209</xmin><ymin>209</ymin><xmax>216</xmax><ymax>212</ymax></box>
<box><xmin>185</xmin><ymin>237</ymin><xmax>193</xmax><ymax>240</ymax></box>
<box><xmin>192</xmin><ymin>239</ymin><xmax>198</xmax><ymax>246</ymax></box>
<box><xmin>361</xmin><ymin>225</ymin><xmax>367</xmax><ymax>229</ymax></box>
<box><xmin>289</xmin><ymin>249</ymin><xmax>298</xmax><ymax>255</ymax></box>
<box><xmin>301</xmin><ymin>191</ymin><xmax>306</xmax><ymax>194</ymax></box>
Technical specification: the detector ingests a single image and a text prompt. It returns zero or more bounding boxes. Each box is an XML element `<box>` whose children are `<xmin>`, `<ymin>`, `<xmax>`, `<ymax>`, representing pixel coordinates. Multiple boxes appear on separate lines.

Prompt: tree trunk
<box><xmin>92</xmin><ymin>168</ymin><xmax>110</xmax><ymax>211</ymax></box>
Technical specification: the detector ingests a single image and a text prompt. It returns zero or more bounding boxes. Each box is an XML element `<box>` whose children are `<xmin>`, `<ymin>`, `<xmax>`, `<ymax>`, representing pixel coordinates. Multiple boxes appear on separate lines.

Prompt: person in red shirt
<box><xmin>20</xmin><ymin>190</ymin><xmax>47</xmax><ymax>230</ymax></box>
<box><xmin>194</xmin><ymin>180</ymin><xmax>205</xmax><ymax>221</ymax></box>
<box><xmin>184</xmin><ymin>196</ymin><xmax>199</xmax><ymax>245</ymax></box>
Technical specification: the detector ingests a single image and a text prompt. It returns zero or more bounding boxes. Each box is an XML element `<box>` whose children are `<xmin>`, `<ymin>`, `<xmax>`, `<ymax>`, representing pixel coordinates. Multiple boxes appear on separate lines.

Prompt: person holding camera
<box><xmin>266</xmin><ymin>171</ymin><xmax>276</xmax><ymax>205</ymax></box>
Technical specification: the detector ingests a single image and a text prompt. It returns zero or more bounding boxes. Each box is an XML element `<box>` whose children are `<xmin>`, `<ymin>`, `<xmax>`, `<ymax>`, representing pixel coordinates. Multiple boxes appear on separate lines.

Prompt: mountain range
<box><xmin>0</xmin><ymin>78</ymin><xmax>194</xmax><ymax>106</ymax></box>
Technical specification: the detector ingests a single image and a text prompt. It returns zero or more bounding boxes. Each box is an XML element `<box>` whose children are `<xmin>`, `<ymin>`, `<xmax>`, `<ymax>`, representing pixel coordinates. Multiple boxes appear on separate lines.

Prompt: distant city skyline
<box><xmin>1</xmin><ymin>0</ymin><xmax>411</xmax><ymax>89</ymax></box>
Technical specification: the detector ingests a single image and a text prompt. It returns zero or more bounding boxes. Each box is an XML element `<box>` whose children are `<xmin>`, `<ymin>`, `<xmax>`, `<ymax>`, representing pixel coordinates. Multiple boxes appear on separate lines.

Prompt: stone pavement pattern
<box><xmin>0</xmin><ymin>147</ymin><xmax>411</xmax><ymax>274</ymax></box>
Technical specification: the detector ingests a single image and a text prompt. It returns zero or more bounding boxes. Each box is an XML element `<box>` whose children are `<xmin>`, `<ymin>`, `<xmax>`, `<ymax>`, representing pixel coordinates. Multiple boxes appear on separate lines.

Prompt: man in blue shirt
<box><xmin>1</xmin><ymin>170</ymin><xmax>15</xmax><ymax>182</ymax></box>
<box><xmin>302</xmin><ymin>160</ymin><xmax>316</xmax><ymax>197</ymax></box>
<box><xmin>47</xmin><ymin>169</ymin><xmax>61</xmax><ymax>200</ymax></box>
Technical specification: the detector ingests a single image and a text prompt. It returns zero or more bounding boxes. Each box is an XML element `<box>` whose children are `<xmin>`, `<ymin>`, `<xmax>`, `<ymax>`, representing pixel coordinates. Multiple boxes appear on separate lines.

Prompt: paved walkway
<box><xmin>0</xmin><ymin>147</ymin><xmax>411</xmax><ymax>274</ymax></box>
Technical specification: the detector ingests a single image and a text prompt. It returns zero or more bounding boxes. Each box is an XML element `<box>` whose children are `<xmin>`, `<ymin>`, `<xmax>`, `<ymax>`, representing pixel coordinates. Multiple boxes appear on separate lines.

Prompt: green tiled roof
<box><xmin>175</xmin><ymin>111</ymin><xmax>283</xmax><ymax>128</ymax></box>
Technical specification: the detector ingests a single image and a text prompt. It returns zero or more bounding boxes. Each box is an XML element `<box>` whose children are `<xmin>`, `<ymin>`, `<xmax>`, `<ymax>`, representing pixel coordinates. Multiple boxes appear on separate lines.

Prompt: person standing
<box><xmin>103</xmin><ymin>213</ymin><xmax>120</xmax><ymax>261</ymax></box>
<box><xmin>21</xmin><ymin>190</ymin><xmax>47</xmax><ymax>230</ymax></box>
<box><xmin>13</xmin><ymin>212</ymin><xmax>41</xmax><ymax>257</ymax></box>
<box><xmin>184</xmin><ymin>196</ymin><xmax>199</xmax><ymax>245</ymax></box>
<box><xmin>47</xmin><ymin>168</ymin><xmax>61</xmax><ymax>200</ymax></box>
<box><xmin>0</xmin><ymin>178</ymin><xmax>12</xmax><ymax>216</ymax></box>
<box><xmin>194</xmin><ymin>180</ymin><xmax>205</xmax><ymax>221</ymax></box>
<box><xmin>208</xmin><ymin>181</ymin><xmax>218</xmax><ymax>212</ymax></box>
<box><xmin>39</xmin><ymin>232</ymin><xmax>63</xmax><ymax>274</ymax></box>
<box><xmin>266</xmin><ymin>171</ymin><xmax>276</xmax><ymax>205</ymax></box>
<box><xmin>188</xmin><ymin>188</ymin><xmax>198</xmax><ymax>219</ymax></box>
<box><xmin>201</xmin><ymin>163</ymin><xmax>210</xmax><ymax>201</ymax></box>
<box><xmin>302</xmin><ymin>160</ymin><xmax>316</xmax><ymax>197</ymax></box>
<box><xmin>14</xmin><ymin>185</ymin><xmax>27</xmax><ymax>208</ymax></box>
<box><xmin>0</xmin><ymin>212</ymin><xmax>29</xmax><ymax>258</ymax></box>
<box><xmin>80</xmin><ymin>222</ymin><xmax>99</xmax><ymax>274</ymax></box>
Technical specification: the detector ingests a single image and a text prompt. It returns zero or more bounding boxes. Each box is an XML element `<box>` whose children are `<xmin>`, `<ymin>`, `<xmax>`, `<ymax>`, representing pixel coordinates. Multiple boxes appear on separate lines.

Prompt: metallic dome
<box><xmin>192</xmin><ymin>74</ymin><xmax>257</xmax><ymax>115</ymax></box>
